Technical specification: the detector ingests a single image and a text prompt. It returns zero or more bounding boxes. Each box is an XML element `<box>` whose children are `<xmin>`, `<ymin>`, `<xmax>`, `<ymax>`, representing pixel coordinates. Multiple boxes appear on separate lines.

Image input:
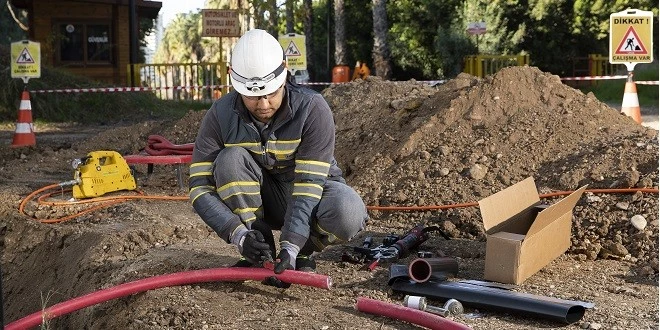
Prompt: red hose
<box><xmin>355</xmin><ymin>297</ymin><xmax>472</xmax><ymax>330</ymax></box>
<box><xmin>6</xmin><ymin>267</ymin><xmax>331</xmax><ymax>330</ymax></box>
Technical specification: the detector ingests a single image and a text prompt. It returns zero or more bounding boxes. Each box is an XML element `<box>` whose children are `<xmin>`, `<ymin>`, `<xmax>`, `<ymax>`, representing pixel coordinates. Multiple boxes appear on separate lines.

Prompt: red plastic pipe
<box><xmin>6</xmin><ymin>267</ymin><xmax>331</xmax><ymax>330</ymax></box>
<box><xmin>355</xmin><ymin>297</ymin><xmax>472</xmax><ymax>330</ymax></box>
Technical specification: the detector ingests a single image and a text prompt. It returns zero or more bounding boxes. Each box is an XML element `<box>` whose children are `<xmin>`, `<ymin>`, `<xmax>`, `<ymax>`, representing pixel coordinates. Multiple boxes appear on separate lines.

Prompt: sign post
<box><xmin>201</xmin><ymin>9</ymin><xmax>240</xmax><ymax>95</ymax></box>
<box><xmin>466</xmin><ymin>22</ymin><xmax>487</xmax><ymax>53</ymax></box>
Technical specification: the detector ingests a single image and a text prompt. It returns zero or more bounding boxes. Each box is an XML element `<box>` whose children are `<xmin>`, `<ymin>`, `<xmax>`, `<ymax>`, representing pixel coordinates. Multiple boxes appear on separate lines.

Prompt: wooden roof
<box><xmin>10</xmin><ymin>0</ymin><xmax>162</xmax><ymax>19</ymax></box>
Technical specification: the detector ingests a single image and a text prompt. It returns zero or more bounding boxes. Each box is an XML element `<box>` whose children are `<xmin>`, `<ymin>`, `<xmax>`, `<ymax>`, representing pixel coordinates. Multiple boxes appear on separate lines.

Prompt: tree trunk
<box><xmin>285</xmin><ymin>0</ymin><xmax>294</xmax><ymax>33</ymax></box>
<box><xmin>334</xmin><ymin>0</ymin><xmax>347</xmax><ymax>66</ymax></box>
<box><xmin>268</xmin><ymin>0</ymin><xmax>279</xmax><ymax>37</ymax></box>
<box><xmin>303</xmin><ymin>0</ymin><xmax>314</xmax><ymax>80</ymax></box>
<box><xmin>372</xmin><ymin>0</ymin><xmax>391</xmax><ymax>79</ymax></box>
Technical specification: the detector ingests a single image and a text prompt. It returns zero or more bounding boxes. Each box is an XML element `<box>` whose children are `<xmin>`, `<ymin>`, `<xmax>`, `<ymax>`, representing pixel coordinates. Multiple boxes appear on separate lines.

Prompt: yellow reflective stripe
<box><xmin>292</xmin><ymin>192</ymin><xmax>322</xmax><ymax>199</ymax></box>
<box><xmin>243</xmin><ymin>215</ymin><xmax>257</xmax><ymax>223</ymax></box>
<box><xmin>313</xmin><ymin>222</ymin><xmax>339</xmax><ymax>243</ymax></box>
<box><xmin>217</xmin><ymin>181</ymin><xmax>260</xmax><ymax>193</ymax></box>
<box><xmin>295</xmin><ymin>159</ymin><xmax>331</xmax><ymax>167</ymax></box>
<box><xmin>293</xmin><ymin>183</ymin><xmax>323</xmax><ymax>193</ymax></box>
<box><xmin>266</xmin><ymin>139</ymin><xmax>300</xmax><ymax>154</ymax></box>
<box><xmin>222</xmin><ymin>191</ymin><xmax>261</xmax><ymax>200</ymax></box>
<box><xmin>217</xmin><ymin>182</ymin><xmax>261</xmax><ymax>200</ymax></box>
<box><xmin>190</xmin><ymin>162</ymin><xmax>213</xmax><ymax>177</ymax></box>
<box><xmin>295</xmin><ymin>160</ymin><xmax>331</xmax><ymax>176</ymax></box>
<box><xmin>225</xmin><ymin>142</ymin><xmax>262</xmax><ymax>154</ymax></box>
<box><xmin>294</xmin><ymin>169</ymin><xmax>328</xmax><ymax>177</ymax></box>
<box><xmin>225</xmin><ymin>142</ymin><xmax>260</xmax><ymax>148</ymax></box>
<box><xmin>189</xmin><ymin>185</ymin><xmax>214</xmax><ymax>203</ymax></box>
<box><xmin>233</xmin><ymin>207</ymin><xmax>259</xmax><ymax>214</ymax></box>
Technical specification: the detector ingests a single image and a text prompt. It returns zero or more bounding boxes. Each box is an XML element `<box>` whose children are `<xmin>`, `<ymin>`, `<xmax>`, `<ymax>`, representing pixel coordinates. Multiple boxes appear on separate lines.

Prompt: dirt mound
<box><xmin>0</xmin><ymin>66</ymin><xmax>657</xmax><ymax>329</ymax></box>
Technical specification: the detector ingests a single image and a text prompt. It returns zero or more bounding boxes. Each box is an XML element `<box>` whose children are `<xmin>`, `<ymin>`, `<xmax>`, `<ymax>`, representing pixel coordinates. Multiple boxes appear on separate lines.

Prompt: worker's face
<box><xmin>240</xmin><ymin>84</ymin><xmax>285</xmax><ymax>123</ymax></box>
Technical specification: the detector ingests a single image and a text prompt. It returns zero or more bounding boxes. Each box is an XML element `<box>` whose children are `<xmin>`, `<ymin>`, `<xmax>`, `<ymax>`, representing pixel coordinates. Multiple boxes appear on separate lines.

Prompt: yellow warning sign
<box><xmin>11</xmin><ymin>40</ymin><xmax>41</xmax><ymax>80</ymax></box>
<box><xmin>609</xmin><ymin>9</ymin><xmax>653</xmax><ymax>64</ymax></box>
<box><xmin>278</xmin><ymin>33</ymin><xmax>307</xmax><ymax>71</ymax></box>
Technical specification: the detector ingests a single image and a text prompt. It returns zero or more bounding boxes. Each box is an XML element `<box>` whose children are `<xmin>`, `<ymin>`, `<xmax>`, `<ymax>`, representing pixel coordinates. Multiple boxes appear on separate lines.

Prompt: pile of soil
<box><xmin>0</xmin><ymin>66</ymin><xmax>657</xmax><ymax>330</ymax></box>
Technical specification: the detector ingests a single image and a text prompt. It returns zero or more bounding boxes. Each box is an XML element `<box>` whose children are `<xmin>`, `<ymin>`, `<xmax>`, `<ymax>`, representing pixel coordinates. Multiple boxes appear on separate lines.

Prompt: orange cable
<box><xmin>20</xmin><ymin>185</ymin><xmax>658</xmax><ymax>223</ymax></box>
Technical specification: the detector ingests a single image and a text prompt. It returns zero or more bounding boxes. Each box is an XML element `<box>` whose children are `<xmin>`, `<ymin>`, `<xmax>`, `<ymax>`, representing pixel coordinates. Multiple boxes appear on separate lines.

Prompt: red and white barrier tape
<box><xmin>636</xmin><ymin>81</ymin><xmax>660</xmax><ymax>85</ymax></box>
<box><xmin>25</xmin><ymin>76</ymin><xmax>653</xmax><ymax>94</ymax></box>
<box><xmin>560</xmin><ymin>75</ymin><xmax>628</xmax><ymax>81</ymax></box>
<box><xmin>30</xmin><ymin>85</ymin><xmax>231</xmax><ymax>94</ymax></box>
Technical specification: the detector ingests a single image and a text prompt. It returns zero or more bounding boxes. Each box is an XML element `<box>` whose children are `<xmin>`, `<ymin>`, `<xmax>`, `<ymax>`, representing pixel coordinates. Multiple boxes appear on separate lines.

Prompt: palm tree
<box><xmin>372</xmin><ymin>0</ymin><xmax>391</xmax><ymax>79</ymax></box>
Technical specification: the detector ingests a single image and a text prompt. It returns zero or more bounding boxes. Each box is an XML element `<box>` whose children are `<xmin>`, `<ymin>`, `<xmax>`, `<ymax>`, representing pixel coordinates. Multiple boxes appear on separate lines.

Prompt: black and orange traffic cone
<box><xmin>10</xmin><ymin>90</ymin><xmax>36</xmax><ymax>148</ymax></box>
<box><xmin>621</xmin><ymin>79</ymin><xmax>642</xmax><ymax>124</ymax></box>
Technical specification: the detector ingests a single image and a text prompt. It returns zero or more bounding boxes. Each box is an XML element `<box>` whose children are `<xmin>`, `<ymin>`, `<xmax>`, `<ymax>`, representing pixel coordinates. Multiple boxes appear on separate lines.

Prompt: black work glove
<box><xmin>274</xmin><ymin>249</ymin><xmax>294</xmax><ymax>274</ymax></box>
<box><xmin>239</xmin><ymin>230</ymin><xmax>272</xmax><ymax>264</ymax></box>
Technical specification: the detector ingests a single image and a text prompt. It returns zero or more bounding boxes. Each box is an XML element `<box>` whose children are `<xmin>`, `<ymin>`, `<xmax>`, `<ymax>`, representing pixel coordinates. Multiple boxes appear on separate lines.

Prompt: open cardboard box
<box><xmin>478</xmin><ymin>177</ymin><xmax>587</xmax><ymax>285</ymax></box>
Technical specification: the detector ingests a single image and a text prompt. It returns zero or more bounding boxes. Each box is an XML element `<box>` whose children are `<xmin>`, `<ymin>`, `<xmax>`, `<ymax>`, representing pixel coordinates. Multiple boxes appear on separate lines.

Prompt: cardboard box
<box><xmin>478</xmin><ymin>177</ymin><xmax>587</xmax><ymax>285</ymax></box>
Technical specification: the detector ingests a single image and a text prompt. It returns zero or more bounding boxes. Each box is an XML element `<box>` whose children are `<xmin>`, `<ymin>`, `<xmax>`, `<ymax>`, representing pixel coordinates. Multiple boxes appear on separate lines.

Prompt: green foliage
<box><xmin>434</xmin><ymin>26</ymin><xmax>477</xmax><ymax>78</ymax></box>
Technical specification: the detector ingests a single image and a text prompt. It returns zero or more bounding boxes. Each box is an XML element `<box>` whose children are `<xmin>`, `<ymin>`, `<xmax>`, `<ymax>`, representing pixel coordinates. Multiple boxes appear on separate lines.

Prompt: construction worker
<box><xmin>189</xmin><ymin>29</ymin><xmax>368</xmax><ymax>279</ymax></box>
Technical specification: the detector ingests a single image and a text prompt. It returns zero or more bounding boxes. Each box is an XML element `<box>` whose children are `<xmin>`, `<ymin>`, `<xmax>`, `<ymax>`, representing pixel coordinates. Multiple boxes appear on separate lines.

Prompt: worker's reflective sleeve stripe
<box><xmin>189</xmin><ymin>185</ymin><xmax>215</xmax><ymax>204</ymax></box>
<box><xmin>225</xmin><ymin>142</ymin><xmax>261</xmax><ymax>154</ymax></box>
<box><xmin>233</xmin><ymin>207</ymin><xmax>260</xmax><ymax>223</ymax></box>
<box><xmin>189</xmin><ymin>162</ymin><xmax>213</xmax><ymax>177</ymax></box>
<box><xmin>292</xmin><ymin>183</ymin><xmax>323</xmax><ymax>199</ymax></box>
<box><xmin>294</xmin><ymin>159</ymin><xmax>330</xmax><ymax>177</ymax></box>
<box><xmin>266</xmin><ymin>139</ymin><xmax>300</xmax><ymax>155</ymax></box>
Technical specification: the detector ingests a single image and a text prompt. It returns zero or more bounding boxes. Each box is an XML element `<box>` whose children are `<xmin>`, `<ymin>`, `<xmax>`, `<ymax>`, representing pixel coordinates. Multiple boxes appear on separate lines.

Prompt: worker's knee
<box><xmin>214</xmin><ymin>147</ymin><xmax>251</xmax><ymax>166</ymax></box>
<box><xmin>316</xmin><ymin>182</ymin><xmax>368</xmax><ymax>242</ymax></box>
<box><xmin>213</xmin><ymin>147</ymin><xmax>261</xmax><ymax>182</ymax></box>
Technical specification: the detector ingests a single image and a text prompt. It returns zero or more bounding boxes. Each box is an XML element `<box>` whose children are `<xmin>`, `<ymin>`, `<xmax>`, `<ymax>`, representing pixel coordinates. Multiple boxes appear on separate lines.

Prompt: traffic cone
<box><xmin>620</xmin><ymin>81</ymin><xmax>642</xmax><ymax>124</ymax></box>
<box><xmin>11</xmin><ymin>90</ymin><xmax>36</xmax><ymax>148</ymax></box>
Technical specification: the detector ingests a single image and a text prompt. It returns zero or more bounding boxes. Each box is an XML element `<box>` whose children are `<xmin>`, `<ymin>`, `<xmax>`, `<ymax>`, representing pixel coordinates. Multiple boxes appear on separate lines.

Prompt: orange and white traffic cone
<box><xmin>11</xmin><ymin>90</ymin><xmax>36</xmax><ymax>148</ymax></box>
<box><xmin>621</xmin><ymin>80</ymin><xmax>642</xmax><ymax>124</ymax></box>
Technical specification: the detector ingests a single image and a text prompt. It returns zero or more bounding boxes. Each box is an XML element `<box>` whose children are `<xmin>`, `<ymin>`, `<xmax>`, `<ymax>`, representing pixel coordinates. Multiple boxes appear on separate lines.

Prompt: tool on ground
<box><xmin>342</xmin><ymin>224</ymin><xmax>449</xmax><ymax>271</ymax></box>
<box><xmin>70</xmin><ymin>151</ymin><xmax>136</xmax><ymax>199</ymax></box>
<box><xmin>403</xmin><ymin>295</ymin><xmax>464</xmax><ymax>317</ymax></box>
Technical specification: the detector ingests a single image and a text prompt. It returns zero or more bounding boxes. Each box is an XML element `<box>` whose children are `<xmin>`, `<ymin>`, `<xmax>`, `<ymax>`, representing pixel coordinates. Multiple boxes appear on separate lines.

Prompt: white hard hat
<box><xmin>230</xmin><ymin>29</ymin><xmax>287</xmax><ymax>97</ymax></box>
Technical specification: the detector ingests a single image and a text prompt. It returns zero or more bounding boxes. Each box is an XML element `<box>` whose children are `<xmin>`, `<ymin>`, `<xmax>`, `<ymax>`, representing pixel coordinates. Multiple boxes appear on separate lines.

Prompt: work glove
<box><xmin>237</xmin><ymin>230</ymin><xmax>272</xmax><ymax>264</ymax></box>
<box><xmin>274</xmin><ymin>249</ymin><xmax>295</xmax><ymax>274</ymax></box>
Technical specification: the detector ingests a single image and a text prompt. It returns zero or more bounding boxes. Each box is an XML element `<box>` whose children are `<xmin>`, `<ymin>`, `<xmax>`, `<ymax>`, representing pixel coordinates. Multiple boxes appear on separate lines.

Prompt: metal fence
<box><xmin>463</xmin><ymin>54</ymin><xmax>530</xmax><ymax>78</ymax></box>
<box><xmin>127</xmin><ymin>62</ymin><xmax>231</xmax><ymax>102</ymax></box>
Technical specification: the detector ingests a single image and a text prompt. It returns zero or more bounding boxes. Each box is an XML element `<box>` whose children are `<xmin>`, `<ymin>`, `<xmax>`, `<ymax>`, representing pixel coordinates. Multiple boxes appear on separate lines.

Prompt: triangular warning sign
<box><xmin>284</xmin><ymin>41</ymin><xmax>301</xmax><ymax>57</ymax></box>
<box><xmin>615</xmin><ymin>26</ymin><xmax>648</xmax><ymax>55</ymax></box>
<box><xmin>16</xmin><ymin>48</ymin><xmax>35</xmax><ymax>64</ymax></box>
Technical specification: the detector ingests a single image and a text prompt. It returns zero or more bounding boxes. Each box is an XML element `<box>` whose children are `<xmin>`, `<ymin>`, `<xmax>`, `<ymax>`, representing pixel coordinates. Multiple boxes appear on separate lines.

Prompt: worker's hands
<box><xmin>238</xmin><ymin>230</ymin><xmax>272</xmax><ymax>264</ymax></box>
<box><xmin>274</xmin><ymin>249</ymin><xmax>294</xmax><ymax>274</ymax></box>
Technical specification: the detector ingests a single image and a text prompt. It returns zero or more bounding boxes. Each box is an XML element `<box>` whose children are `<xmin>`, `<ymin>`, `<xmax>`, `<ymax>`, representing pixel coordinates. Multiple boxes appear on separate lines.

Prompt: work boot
<box><xmin>295</xmin><ymin>255</ymin><xmax>316</xmax><ymax>272</ymax></box>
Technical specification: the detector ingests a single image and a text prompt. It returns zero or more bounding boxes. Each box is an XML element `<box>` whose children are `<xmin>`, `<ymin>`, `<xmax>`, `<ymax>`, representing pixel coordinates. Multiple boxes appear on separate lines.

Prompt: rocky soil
<box><xmin>0</xmin><ymin>66</ymin><xmax>657</xmax><ymax>330</ymax></box>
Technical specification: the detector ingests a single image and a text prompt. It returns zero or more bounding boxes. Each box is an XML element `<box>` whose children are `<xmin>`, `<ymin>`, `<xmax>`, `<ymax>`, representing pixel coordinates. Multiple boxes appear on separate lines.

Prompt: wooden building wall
<box><xmin>30</xmin><ymin>0</ymin><xmax>129</xmax><ymax>85</ymax></box>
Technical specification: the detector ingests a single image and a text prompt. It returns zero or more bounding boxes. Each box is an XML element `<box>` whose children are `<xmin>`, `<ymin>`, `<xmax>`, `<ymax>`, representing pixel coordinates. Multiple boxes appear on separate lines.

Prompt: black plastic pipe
<box><xmin>391</xmin><ymin>279</ymin><xmax>590</xmax><ymax>324</ymax></box>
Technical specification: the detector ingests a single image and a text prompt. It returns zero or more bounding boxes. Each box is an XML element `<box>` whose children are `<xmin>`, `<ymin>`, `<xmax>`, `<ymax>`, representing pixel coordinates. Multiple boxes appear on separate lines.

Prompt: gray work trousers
<box><xmin>213</xmin><ymin>147</ymin><xmax>368</xmax><ymax>254</ymax></box>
